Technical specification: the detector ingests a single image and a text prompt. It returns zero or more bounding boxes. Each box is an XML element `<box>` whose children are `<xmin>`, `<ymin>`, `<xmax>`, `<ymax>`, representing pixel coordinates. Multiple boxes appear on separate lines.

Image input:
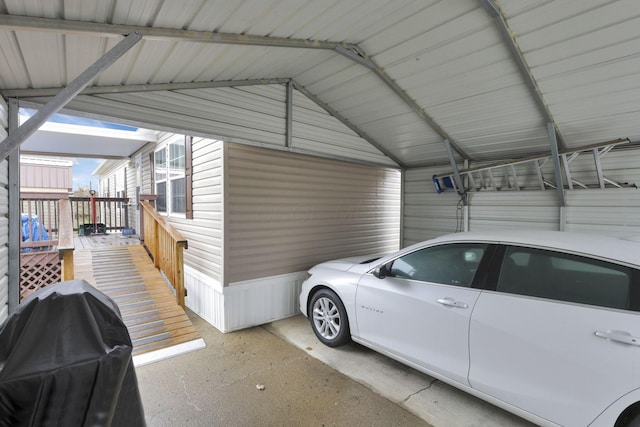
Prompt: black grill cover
<box><xmin>0</xmin><ymin>280</ymin><xmax>145</xmax><ymax>427</ymax></box>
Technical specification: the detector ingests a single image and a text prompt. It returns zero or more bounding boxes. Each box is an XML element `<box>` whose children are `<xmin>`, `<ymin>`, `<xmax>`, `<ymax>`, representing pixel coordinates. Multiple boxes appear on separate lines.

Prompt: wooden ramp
<box><xmin>75</xmin><ymin>245</ymin><xmax>205</xmax><ymax>366</ymax></box>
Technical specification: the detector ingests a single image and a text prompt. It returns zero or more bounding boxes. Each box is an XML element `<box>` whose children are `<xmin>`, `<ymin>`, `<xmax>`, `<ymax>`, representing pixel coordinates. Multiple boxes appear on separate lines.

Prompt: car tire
<box><xmin>309</xmin><ymin>289</ymin><xmax>351</xmax><ymax>347</ymax></box>
<box><xmin>616</xmin><ymin>408</ymin><xmax>640</xmax><ymax>427</ymax></box>
<box><xmin>625</xmin><ymin>412</ymin><xmax>640</xmax><ymax>427</ymax></box>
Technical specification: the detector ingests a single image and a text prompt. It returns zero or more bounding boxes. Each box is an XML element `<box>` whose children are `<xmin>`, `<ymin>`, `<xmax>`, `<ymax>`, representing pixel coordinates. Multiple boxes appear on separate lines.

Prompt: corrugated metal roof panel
<box><xmin>3</xmin><ymin>0</ymin><xmax>640</xmax><ymax>169</ymax></box>
<box><xmin>505</xmin><ymin>0</ymin><xmax>640</xmax><ymax>149</ymax></box>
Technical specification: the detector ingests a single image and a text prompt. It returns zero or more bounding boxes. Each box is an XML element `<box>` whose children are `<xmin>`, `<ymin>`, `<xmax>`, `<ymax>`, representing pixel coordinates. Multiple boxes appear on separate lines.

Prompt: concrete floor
<box><xmin>136</xmin><ymin>311</ymin><xmax>534</xmax><ymax>427</ymax></box>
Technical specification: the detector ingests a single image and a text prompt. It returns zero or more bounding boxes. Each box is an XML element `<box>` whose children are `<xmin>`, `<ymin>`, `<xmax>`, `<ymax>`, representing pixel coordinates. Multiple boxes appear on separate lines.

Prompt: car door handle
<box><xmin>436</xmin><ymin>297</ymin><xmax>468</xmax><ymax>309</ymax></box>
<box><xmin>595</xmin><ymin>330</ymin><xmax>640</xmax><ymax>346</ymax></box>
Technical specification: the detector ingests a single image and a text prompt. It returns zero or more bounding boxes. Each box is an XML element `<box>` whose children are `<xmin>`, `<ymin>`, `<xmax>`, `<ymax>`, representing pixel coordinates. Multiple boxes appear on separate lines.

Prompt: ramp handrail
<box><xmin>140</xmin><ymin>200</ymin><xmax>188</xmax><ymax>307</ymax></box>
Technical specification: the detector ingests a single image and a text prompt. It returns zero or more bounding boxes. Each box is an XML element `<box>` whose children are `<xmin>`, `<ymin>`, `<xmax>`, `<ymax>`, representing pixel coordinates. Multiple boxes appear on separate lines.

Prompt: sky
<box><xmin>21</xmin><ymin>108</ymin><xmax>138</xmax><ymax>191</ymax></box>
<box><xmin>72</xmin><ymin>158</ymin><xmax>101</xmax><ymax>191</ymax></box>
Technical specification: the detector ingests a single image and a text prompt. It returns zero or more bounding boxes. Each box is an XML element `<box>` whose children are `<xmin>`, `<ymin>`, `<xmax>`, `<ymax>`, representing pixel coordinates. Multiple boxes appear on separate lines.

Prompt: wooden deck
<box><xmin>74</xmin><ymin>235</ymin><xmax>205</xmax><ymax>365</ymax></box>
<box><xmin>74</xmin><ymin>232</ymin><xmax>141</xmax><ymax>249</ymax></box>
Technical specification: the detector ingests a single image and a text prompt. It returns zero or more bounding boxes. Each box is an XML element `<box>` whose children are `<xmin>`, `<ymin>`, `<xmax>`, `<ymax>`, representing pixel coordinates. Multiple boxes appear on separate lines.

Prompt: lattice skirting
<box><xmin>20</xmin><ymin>251</ymin><xmax>61</xmax><ymax>301</ymax></box>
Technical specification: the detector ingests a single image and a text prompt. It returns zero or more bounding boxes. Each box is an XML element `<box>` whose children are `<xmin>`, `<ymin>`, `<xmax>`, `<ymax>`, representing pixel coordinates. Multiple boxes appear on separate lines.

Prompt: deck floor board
<box><xmin>74</xmin><ymin>244</ymin><xmax>202</xmax><ymax>358</ymax></box>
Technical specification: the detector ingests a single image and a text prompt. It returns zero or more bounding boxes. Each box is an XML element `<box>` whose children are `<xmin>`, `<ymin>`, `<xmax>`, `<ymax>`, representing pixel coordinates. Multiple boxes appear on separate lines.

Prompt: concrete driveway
<box><xmin>136</xmin><ymin>311</ymin><xmax>534</xmax><ymax>426</ymax></box>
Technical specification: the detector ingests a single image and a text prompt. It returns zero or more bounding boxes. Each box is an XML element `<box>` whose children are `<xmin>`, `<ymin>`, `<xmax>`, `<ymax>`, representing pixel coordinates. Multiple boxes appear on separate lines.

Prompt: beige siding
<box><xmin>165</xmin><ymin>136</ymin><xmax>224</xmax><ymax>282</ymax></box>
<box><xmin>225</xmin><ymin>143</ymin><xmax>401</xmax><ymax>284</ymax></box>
<box><xmin>140</xmin><ymin>146</ymin><xmax>154</xmax><ymax>194</ymax></box>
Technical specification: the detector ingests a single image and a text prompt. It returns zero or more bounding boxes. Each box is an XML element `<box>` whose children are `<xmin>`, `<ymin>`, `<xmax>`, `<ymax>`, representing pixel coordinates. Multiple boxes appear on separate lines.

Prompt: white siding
<box><xmin>291</xmin><ymin>89</ymin><xmax>397</xmax><ymax>166</ymax></box>
<box><xmin>126</xmin><ymin>158</ymin><xmax>137</xmax><ymax>231</ymax></box>
<box><xmin>468</xmin><ymin>191</ymin><xmax>561</xmax><ymax>231</ymax></box>
<box><xmin>404</xmin><ymin>167</ymin><xmax>462</xmax><ymax>246</ymax></box>
<box><xmin>28</xmin><ymin>81</ymin><xmax>397</xmax><ymax>168</ymax></box>
<box><xmin>225</xmin><ymin>143</ymin><xmax>401</xmax><ymax>284</ymax></box>
<box><xmin>0</xmin><ymin>97</ymin><xmax>8</xmax><ymax>323</ymax></box>
<box><xmin>137</xmin><ymin>132</ymin><xmax>224</xmax><ymax>282</ymax></box>
<box><xmin>403</xmin><ymin>149</ymin><xmax>640</xmax><ymax>238</ymax></box>
<box><xmin>224</xmin><ymin>272</ymin><xmax>306</xmax><ymax>332</ymax></box>
<box><xmin>96</xmin><ymin>159</ymin><xmax>131</xmax><ymax>229</ymax></box>
<box><xmin>566</xmin><ymin>189</ymin><xmax>640</xmax><ymax>237</ymax></box>
<box><xmin>166</xmin><ymin>136</ymin><xmax>224</xmax><ymax>283</ymax></box>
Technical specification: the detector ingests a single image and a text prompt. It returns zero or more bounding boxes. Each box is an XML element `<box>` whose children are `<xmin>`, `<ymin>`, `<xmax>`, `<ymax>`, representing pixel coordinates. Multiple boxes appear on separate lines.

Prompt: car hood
<box><xmin>312</xmin><ymin>254</ymin><xmax>384</xmax><ymax>273</ymax></box>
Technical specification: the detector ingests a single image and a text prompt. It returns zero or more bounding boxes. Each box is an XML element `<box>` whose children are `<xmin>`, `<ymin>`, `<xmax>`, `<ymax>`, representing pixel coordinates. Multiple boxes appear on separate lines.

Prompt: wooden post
<box><xmin>58</xmin><ymin>199</ymin><xmax>75</xmax><ymax>280</ymax></box>
<box><xmin>176</xmin><ymin>243</ymin><xmax>185</xmax><ymax>307</ymax></box>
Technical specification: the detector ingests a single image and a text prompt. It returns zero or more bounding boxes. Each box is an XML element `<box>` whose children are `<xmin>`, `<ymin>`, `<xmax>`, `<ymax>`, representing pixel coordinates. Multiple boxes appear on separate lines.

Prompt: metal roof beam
<box><xmin>0</xmin><ymin>13</ymin><xmax>469</xmax><ymax>163</ymax></box>
<box><xmin>0</xmin><ymin>78</ymin><xmax>291</xmax><ymax>98</ymax></box>
<box><xmin>479</xmin><ymin>0</ymin><xmax>566</xmax><ymax>151</ymax></box>
<box><xmin>0</xmin><ymin>31</ymin><xmax>143</xmax><ymax>160</ymax></box>
<box><xmin>0</xmin><ymin>14</ymin><xmax>340</xmax><ymax>50</ymax></box>
<box><xmin>292</xmin><ymin>80</ymin><xmax>406</xmax><ymax>168</ymax></box>
<box><xmin>444</xmin><ymin>139</ymin><xmax>467</xmax><ymax>205</ymax></box>
<box><xmin>335</xmin><ymin>45</ymin><xmax>471</xmax><ymax>161</ymax></box>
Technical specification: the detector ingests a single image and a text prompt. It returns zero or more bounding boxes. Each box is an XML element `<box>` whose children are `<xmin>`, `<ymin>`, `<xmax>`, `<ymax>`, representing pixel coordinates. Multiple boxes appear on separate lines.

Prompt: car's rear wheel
<box><xmin>616</xmin><ymin>405</ymin><xmax>640</xmax><ymax>427</ymax></box>
<box><xmin>309</xmin><ymin>289</ymin><xmax>350</xmax><ymax>347</ymax></box>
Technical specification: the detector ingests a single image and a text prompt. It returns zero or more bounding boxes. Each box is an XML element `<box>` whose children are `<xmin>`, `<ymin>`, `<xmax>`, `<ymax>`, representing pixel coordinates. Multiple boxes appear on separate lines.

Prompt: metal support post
<box><xmin>444</xmin><ymin>139</ymin><xmax>467</xmax><ymax>205</ymax></box>
<box><xmin>593</xmin><ymin>148</ymin><xmax>606</xmax><ymax>189</ymax></box>
<box><xmin>548</xmin><ymin>122</ymin><xmax>566</xmax><ymax>207</ymax></box>
<box><xmin>285</xmin><ymin>80</ymin><xmax>293</xmax><ymax>148</ymax></box>
<box><xmin>7</xmin><ymin>98</ymin><xmax>19</xmax><ymax>313</ymax></box>
<box><xmin>0</xmin><ymin>31</ymin><xmax>143</xmax><ymax>160</ymax></box>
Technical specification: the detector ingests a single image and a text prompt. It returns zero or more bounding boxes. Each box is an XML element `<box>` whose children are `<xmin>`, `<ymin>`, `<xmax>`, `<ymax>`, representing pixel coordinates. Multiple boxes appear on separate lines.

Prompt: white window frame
<box><xmin>154</xmin><ymin>136</ymin><xmax>186</xmax><ymax>217</ymax></box>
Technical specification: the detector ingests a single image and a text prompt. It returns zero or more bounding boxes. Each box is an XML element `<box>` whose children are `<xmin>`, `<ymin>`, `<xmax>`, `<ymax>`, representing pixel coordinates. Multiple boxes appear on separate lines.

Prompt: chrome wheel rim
<box><xmin>312</xmin><ymin>296</ymin><xmax>341</xmax><ymax>340</ymax></box>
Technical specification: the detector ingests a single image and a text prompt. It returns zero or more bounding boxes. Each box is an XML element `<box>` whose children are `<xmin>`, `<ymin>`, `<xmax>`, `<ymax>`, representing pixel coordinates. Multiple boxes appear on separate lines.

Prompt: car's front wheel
<box><xmin>309</xmin><ymin>289</ymin><xmax>350</xmax><ymax>347</ymax></box>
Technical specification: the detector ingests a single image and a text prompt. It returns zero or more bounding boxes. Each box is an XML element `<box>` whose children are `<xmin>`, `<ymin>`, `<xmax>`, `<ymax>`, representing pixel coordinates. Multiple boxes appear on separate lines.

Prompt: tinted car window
<box><xmin>389</xmin><ymin>244</ymin><xmax>487</xmax><ymax>287</ymax></box>
<box><xmin>497</xmin><ymin>246</ymin><xmax>632</xmax><ymax>310</ymax></box>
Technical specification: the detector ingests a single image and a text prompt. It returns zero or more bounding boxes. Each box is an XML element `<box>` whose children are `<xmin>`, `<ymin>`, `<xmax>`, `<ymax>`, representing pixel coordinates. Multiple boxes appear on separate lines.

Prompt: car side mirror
<box><xmin>372</xmin><ymin>265</ymin><xmax>387</xmax><ymax>279</ymax></box>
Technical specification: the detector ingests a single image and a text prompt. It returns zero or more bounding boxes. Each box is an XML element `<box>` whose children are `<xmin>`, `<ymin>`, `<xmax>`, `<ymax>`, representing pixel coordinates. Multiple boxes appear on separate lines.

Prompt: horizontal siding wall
<box><xmin>225</xmin><ymin>143</ymin><xmax>401</xmax><ymax>284</ymax></box>
<box><xmin>0</xmin><ymin>97</ymin><xmax>8</xmax><ymax>323</ymax></box>
<box><xmin>29</xmin><ymin>83</ymin><xmax>397</xmax><ymax>169</ymax></box>
<box><xmin>566</xmin><ymin>189</ymin><xmax>640</xmax><ymax>237</ymax></box>
<box><xmin>404</xmin><ymin>167</ymin><xmax>463</xmax><ymax>246</ymax></box>
<box><xmin>126</xmin><ymin>158</ymin><xmax>138</xmax><ymax>231</ymax></box>
<box><xmin>402</xmin><ymin>149</ymin><xmax>640</xmax><ymax>239</ymax></box>
<box><xmin>160</xmin><ymin>135</ymin><xmax>224</xmax><ymax>284</ymax></box>
<box><xmin>468</xmin><ymin>191</ymin><xmax>561</xmax><ymax>231</ymax></box>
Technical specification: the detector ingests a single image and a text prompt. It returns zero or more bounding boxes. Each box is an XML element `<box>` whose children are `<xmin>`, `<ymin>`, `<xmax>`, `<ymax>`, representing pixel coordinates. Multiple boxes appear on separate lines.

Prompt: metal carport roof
<box><xmin>1</xmin><ymin>0</ymin><xmax>639</xmax><ymax>168</ymax></box>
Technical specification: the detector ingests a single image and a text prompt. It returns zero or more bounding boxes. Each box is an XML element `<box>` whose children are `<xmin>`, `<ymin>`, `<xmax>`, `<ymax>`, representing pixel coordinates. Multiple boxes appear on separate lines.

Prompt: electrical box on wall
<box><xmin>432</xmin><ymin>175</ymin><xmax>454</xmax><ymax>194</ymax></box>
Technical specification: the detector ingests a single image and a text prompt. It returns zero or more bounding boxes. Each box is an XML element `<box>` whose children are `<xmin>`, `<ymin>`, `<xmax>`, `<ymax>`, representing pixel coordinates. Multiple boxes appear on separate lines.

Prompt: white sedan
<box><xmin>299</xmin><ymin>230</ymin><xmax>640</xmax><ymax>427</ymax></box>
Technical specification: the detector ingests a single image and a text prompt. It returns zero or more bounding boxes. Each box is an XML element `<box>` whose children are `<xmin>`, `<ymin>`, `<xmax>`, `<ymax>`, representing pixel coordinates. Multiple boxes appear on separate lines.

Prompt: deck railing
<box><xmin>140</xmin><ymin>199</ymin><xmax>188</xmax><ymax>307</ymax></box>
<box><xmin>19</xmin><ymin>194</ymin><xmax>75</xmax><ymax>300</ymax></box>
<box><xmin>69</xmin><ymin>196</ymin><xmax>130</xmax><ymax>233</ymax></box>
